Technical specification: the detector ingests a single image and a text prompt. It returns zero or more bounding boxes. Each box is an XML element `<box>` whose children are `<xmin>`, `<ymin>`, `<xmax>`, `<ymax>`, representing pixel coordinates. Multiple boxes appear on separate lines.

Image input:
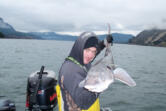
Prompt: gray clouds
<box><xmin>0</xmin><ymin>0</ymin><xmax>166</xmax><ymax>35</ymax></box>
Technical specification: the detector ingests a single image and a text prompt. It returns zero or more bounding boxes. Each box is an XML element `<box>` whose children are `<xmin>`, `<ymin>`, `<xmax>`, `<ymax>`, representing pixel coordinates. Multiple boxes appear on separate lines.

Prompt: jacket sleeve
<box><xmin>62</xmin><ymin>64</ymin><xmax>99</xmax><ymax>109</ymax></box>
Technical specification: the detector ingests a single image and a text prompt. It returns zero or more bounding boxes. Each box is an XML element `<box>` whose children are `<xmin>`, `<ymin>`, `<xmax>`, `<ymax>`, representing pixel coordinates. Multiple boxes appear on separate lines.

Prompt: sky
<box><xmin>0</xmin><ymin>0</ymin><xmax>166</xmax><ymax>35</ymax></box>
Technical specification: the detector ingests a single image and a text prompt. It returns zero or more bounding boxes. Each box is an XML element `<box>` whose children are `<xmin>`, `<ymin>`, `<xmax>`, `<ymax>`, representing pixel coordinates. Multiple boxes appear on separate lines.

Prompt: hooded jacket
<box><xmin>58</xmin><ymin>32</ymin><xmax>104</xmax><ymax>111</ymax></box>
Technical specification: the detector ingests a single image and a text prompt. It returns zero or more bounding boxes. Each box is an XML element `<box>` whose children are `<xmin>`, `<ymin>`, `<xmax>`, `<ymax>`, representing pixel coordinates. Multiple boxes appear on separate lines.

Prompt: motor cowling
<box><xmin>0</xmin><ymin>99</ymin><xmax>16</xmax><ymax>111</ymax></box>
<box><xmin>26</xmin><ymin>66</ymin><xmax>57</xmax><ymax>111</ymax></box>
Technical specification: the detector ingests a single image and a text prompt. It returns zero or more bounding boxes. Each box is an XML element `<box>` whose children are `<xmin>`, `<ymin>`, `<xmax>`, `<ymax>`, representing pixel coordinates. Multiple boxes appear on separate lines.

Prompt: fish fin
<box><xmin>113</xmin><ymin>68</ymin><xmax>136</xmax><ymax>87</ymax></box>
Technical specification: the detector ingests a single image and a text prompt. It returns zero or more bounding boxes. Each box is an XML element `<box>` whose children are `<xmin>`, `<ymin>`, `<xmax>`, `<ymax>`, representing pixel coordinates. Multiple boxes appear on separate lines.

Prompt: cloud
<box><xmin>0</xmin><ymin>0</ymin><xmax>166</xmax><ymax>35</ymax></box>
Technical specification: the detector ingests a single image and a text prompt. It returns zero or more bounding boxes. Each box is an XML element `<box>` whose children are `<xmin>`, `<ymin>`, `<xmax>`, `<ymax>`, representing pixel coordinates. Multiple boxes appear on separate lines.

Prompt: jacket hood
<box><xmin>68</xmin><ymin>32</ymin><xmax>99</xmax><ymax>66</ymax></box>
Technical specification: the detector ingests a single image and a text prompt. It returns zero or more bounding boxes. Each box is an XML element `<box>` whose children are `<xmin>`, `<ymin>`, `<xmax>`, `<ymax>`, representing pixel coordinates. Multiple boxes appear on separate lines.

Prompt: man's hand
<box><xmin>104</xmin><ymin>34</ymin><xmax>113</xmax><ymax>46</ymax></box>
<box><xmin>106</xmin><ymin>34</ymin><xmax>113</xmax><ymax>44</ymax></box>
<box><xmin>98</xmin><ymin>34</ymin><xmax>114</xmax><ymax>51</ymax></box>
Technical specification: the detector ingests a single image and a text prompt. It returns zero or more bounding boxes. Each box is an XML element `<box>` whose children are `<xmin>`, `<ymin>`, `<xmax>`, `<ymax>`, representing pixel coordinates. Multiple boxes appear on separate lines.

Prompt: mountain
<box><xmin>30</xmin><ymin>32</ymin><xmax>77</xmax><ymax>41</ymax></box>
<box><xmin>0</xmin><ymin>17</ymin><xmax>134</xmax><ymax>42</ymax></box>
<box><xmin>129</xmin><ymin>29</ymin><xmax>166</xmax><ymax>47</ymax></box>
<box><xmin>0</xmin><ymin>17</ymin><xmax>40</xmax><ymax>39</ymax></box>
<box><xmin>30</xmin><ymin>32</ymin><xmax>134</xmax><ymax>43</ymax></box>
<box><xmin>98</xmin><ymin>33</ymin><xmax>134</xmax><ymax>43</ymax></box>
<box><xmin>0</xmin><ymin>17</ymin><xmax>16</xmax><ymax>34</ymax></box>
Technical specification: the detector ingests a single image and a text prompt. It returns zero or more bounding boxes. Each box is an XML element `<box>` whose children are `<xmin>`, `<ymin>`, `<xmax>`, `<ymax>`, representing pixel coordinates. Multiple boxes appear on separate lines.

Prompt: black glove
<box><xmin>106</xmin><ymin>34</ymin><xmax>113</xmax><ymax>44</ymax></box>
<box><xmin>97</xmin><ymin>34</ymin><xmax>114</xmax><ymax>54</ymax></box>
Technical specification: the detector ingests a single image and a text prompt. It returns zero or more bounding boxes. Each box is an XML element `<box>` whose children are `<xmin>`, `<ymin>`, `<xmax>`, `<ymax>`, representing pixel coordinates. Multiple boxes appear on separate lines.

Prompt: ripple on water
<box><xmin>141</xmin><ymin>105</ymin><xmax>166</xmax><ymax>111</ymax></box>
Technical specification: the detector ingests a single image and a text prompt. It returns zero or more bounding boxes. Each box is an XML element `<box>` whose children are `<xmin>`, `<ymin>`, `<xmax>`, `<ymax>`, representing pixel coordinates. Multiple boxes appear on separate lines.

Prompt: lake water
<box><xmin>0</xmin><ymin>39</ymin><xmax>166</xmax><ymax>111</ymax></box>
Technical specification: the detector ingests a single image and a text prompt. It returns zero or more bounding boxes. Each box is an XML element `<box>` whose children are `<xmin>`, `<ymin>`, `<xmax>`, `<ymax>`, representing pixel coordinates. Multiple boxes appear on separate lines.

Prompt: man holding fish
<box><xmin>57</xmin><ymin>31</ymin><xmax>113</xmax><ymax>111</ymax></box>
<box><xmin>57</xmin><ymin>24</ymin><xmax>136</xmax><ymax>111</ymax></box>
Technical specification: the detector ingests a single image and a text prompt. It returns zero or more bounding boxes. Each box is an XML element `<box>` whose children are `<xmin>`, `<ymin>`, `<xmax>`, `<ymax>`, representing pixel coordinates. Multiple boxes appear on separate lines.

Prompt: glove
<box><xmin>104</xmin><ymin>34</ymin><xmax>113</xmax><ymax>46</ymax></box>
<box><xmin>106</xmin><ymin>34</ymin><xmax>113</xmax><ymax>44</ymax></box>
<box><xmin>98</xmin><ymin>34</ymin><xmax>114</xmax><ymax>52</ymax></box>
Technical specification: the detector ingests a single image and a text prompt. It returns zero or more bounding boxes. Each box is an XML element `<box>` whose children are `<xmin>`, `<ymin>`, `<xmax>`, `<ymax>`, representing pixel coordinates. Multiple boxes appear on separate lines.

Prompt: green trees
<box><xmin>0</xmin><ymin>32</ymin><xmax>5</xmax><ymax>38</ymax></box>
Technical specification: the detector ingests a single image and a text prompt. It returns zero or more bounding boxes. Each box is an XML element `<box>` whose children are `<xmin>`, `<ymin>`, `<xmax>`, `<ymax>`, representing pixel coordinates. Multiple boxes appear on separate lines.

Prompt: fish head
<box><xmin>83</xmin><ymin>65</ymin><xmax>114</xmax><ymax>92</ymax></box>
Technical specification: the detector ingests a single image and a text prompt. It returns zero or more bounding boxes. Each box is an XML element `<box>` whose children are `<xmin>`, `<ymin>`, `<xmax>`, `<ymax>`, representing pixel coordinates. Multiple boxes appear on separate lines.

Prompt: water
<box><xmin>0</xmin><ymin>39</ymin><xmax>166</xmax><ymax>111</ymax></box>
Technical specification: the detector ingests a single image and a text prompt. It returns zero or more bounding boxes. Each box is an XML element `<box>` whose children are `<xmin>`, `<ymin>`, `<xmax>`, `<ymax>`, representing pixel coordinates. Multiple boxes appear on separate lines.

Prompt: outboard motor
<box><xmin>0</xmin><ymin>98</ymin><xmax>16</xmax><ymax>111</ymax></box>
<box><xmin>26</xmin><ymin>66</ymin><xmax>57</xmax><ymax>111</ymax></box>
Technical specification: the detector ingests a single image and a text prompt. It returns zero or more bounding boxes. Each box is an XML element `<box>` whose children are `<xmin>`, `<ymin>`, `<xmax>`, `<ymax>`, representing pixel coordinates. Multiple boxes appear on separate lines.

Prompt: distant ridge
<box><xmin>0</xmin><ymin>17</ymin><xmax>40</xmax><ymax>39</ymax></box>
<box><xmin>29</xmin><ymin>32</ymin><xmax>134</xmax><ymax>43</ymax></box>
<box><xmin>0</xmin><ymin>17</ymin><xmax>134</xmax><ymax>43</ymax></box>
<box><xmin>29</xmin><ymin>32</ymin><xmax>77</xmax><ymax>41</ymax></box>
<box><xmin>98</xmin><ymin>33</ymin><xmax>134</xmax><ymax>44</ymax></box>
<box><xmin>0</xmin><ymin>17</ymin><xmax>16</xmax><ymax>34</ymax></box>
<box><xmin>129</xmin><ymin>29</ymin><xmax>166</xmax><ymax>47</ymax></box>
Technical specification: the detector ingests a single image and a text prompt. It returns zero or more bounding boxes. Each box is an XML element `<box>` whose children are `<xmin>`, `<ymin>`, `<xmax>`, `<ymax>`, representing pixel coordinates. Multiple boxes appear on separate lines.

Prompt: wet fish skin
<box><xmin>79</xmin><ymin>43</ymin><xmax>136</xmax><ymax>93</ymax></box>
<box><xmin>81</xmin><ymin>63</ymin><xmax>114</xmax><ymax>92</ymax></box>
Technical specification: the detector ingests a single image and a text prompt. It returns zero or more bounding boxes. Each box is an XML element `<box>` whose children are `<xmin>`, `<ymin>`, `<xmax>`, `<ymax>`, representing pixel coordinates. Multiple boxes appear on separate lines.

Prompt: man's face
<box><xmin>83</xmin><ymin>47</ymin><xmax>97</xmax><ymax>64</ymax></box>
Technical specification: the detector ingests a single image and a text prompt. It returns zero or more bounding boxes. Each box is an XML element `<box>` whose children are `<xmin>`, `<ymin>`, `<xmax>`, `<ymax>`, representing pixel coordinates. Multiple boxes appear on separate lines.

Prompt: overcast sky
<box><xmin>0</xmin><ymin>0</ymin><xmax>166</xmax><ymax>35</ymax></box>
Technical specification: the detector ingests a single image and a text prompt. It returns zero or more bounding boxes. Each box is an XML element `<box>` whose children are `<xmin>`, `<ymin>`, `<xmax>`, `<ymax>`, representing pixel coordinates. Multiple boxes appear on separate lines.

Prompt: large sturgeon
<box><xmin>79</xmin><ymin>25</ymin><xmax>136</xmax><ymax>92</ymax></box>
<box><xmin>79</xmin><ymin>42</ymin><xmax>136</xmax><ymax>92</ymax></box>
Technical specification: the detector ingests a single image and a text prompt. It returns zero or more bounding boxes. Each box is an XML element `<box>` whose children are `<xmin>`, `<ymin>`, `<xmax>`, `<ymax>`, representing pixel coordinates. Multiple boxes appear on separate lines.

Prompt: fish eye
<box><xmin>106</xmin><ymin>66</ymin><xmax>111</xmax><ymax>70</ymax></box>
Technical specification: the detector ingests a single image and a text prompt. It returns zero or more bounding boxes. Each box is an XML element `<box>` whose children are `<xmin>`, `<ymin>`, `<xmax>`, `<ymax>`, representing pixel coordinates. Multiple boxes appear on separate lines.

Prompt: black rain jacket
<box><xmin>58</xmin><ymin>32</ymin><xmax>105</xmax><ymax>111</ymax></box>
